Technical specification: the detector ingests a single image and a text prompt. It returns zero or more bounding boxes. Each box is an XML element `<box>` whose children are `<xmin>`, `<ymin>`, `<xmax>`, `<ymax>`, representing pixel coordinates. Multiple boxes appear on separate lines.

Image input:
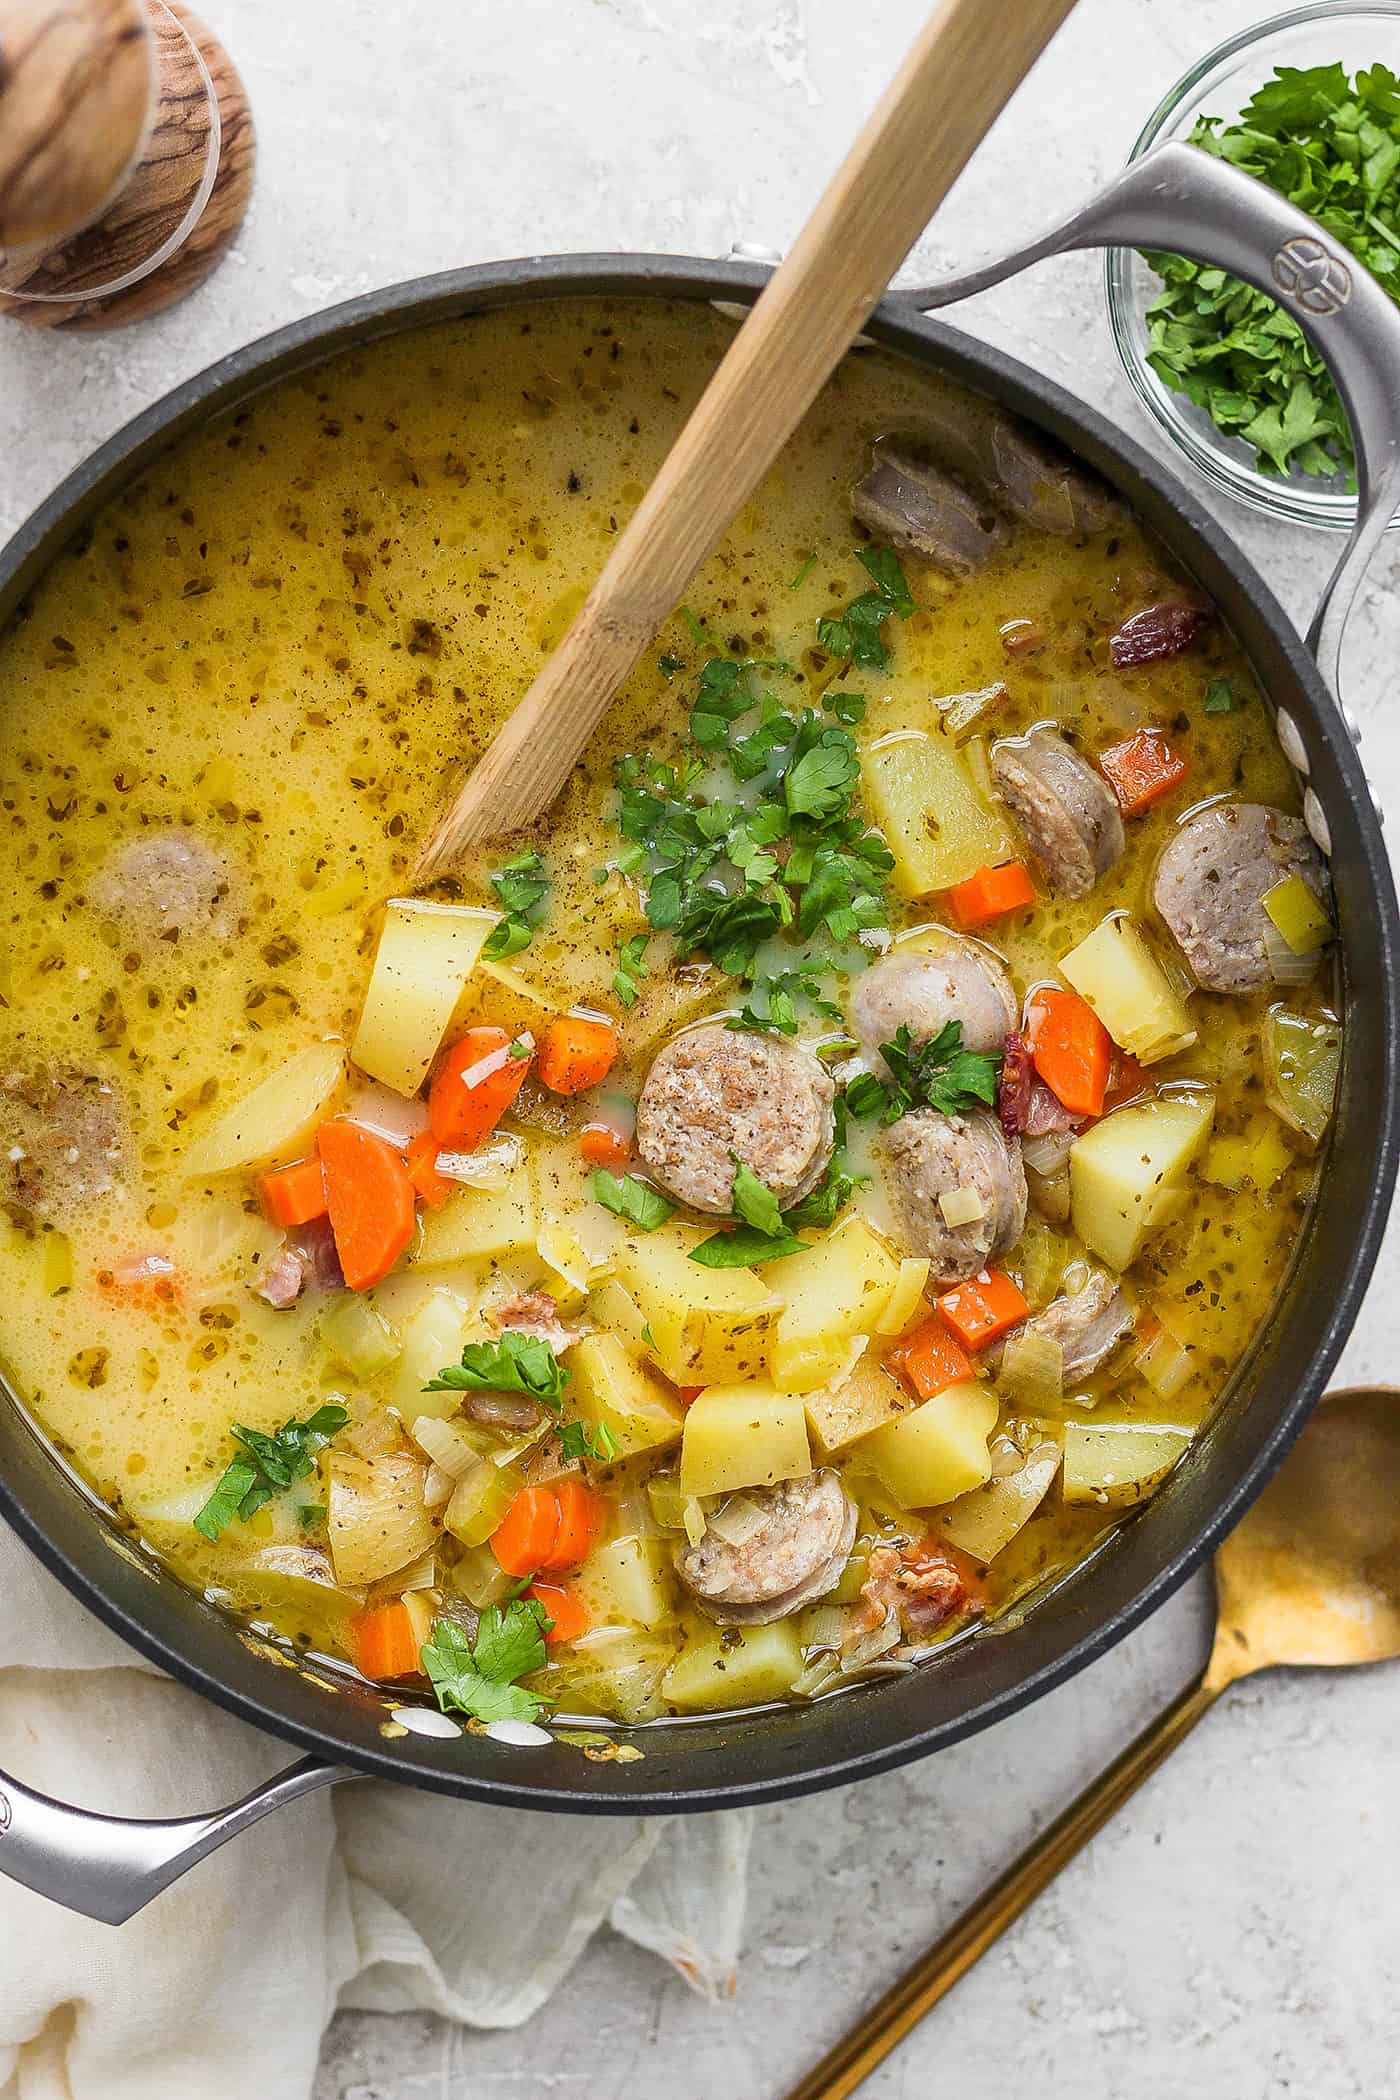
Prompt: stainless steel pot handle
<box><xmin>0</xmin><ymin>1753</ymin><xmax>347</xmax><ymax>1923</ymax></box>
<box><xmin>894</xmin><ymin>139</ymin><xmax>1400</xmax><ymax>714</ymax></box>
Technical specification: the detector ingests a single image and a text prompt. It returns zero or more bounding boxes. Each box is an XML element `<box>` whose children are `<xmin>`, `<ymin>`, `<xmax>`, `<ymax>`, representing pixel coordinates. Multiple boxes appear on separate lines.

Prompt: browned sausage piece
<box><xmin>991</xmin><ymin>730</ymin><xmax>1124</xmax><ymax>899</ymax></box>
<box><xmin>851</xmin><ymin>442</ymin><xmax>1007</xmax><ymax>575</ymax></box>
<box><xmin>872</xmin><ymin>401</ymin><xmax>1119</xmax><ymax>538</ymax></box>
<box><xmin>636</xmin><ymin>1026</ymin><xmax>835</xmax><ymax>1216</ymax></box>
<box><xmin>1152</xmin><ymin>802</ymin><xmax>1329</xmax><ymax>994</ymax></box>
<box><xmin>880</xmin><ymin>1107</ymin><xmax>1026</xmax><ymax>1285</ymax></box>
<box><xmin>852</xmin><ymin>939</ymin><xmax>1016</xmax><ymax>1069</ymax></box>
<box><xmin>0</xmin><ymin>1064</ymin><xmax>131</xmax><ymax>1223</ymax></box>
<box><xmin>676</xmin><ymin>1471</ymin><xmax>857</xmax><ymax>1625</ymax></box>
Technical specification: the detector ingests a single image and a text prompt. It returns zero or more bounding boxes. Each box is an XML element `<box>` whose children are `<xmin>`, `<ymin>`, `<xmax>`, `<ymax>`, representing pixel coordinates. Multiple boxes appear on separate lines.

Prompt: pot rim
<box><xmin>0</xmin><ymin>253</ymin><xmax>1394</xmax><ymax>1812</ymax></box>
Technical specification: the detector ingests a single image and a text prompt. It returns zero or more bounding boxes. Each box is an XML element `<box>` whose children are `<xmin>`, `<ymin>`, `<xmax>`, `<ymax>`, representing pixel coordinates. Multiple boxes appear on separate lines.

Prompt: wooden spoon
<box><xmin>412</xmin><ymin>0</ymin><xmax>1081</xmax><ymax>879</ymax></box>
<box><xmin>782</xmin><ymin>1385</ymin><xmax>1400</xmax><ymax>2100</ymax></box>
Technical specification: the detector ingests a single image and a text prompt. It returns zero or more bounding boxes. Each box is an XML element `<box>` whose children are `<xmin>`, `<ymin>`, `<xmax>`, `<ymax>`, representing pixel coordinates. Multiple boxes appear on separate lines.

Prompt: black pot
<box><xmin>1</xmin><ymin>145</ymin><xmax>1396</xmax><ymax>1924</ymax></box>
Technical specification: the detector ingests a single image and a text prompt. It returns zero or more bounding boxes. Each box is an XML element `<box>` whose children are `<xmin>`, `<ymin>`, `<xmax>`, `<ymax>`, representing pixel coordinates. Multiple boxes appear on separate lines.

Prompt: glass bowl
<box><xmin>1105</xmin><ymin>2</ymin><xmax>1400</xmax><ymax>530</ymax></box>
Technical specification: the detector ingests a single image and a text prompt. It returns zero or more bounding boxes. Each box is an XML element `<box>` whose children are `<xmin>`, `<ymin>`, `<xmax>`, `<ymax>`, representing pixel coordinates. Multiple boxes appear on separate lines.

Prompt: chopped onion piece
<box><xmin>683</xmin><ymin>1497</ymin><xmax>708</xmax><ymax>1549</ymax></box>
<box><xmin>432</xmin><ymin>1132</ymin><xmax>524</xmax><ymax>1188</ymax></box>
<box><xmin>1263</xmin><ymin>1007</ymin><xmax>1341</xmax><ymax>1147</ymax></box>
<box><xmin>1022</xmin><ymin>1130</ymin><xmax>1075</xmax><ymax>1178</ymax></box>
<box><xmin>346</xmin><ymin>1081</ymin><xmax>429</xmax><ymax>1150</ymax></box>
<box><xmin>964</xmin><ymin>734</ymin><xmax>995</xmax><ymax>804</ymax></box>
<box><xmin>423</xmin><ymin>1462</ymin><xmax>455</xmax><ymax>1510</ymax></box>
<box><xmin>939</xmin><ymin>1184</ymin><xmax>986</xmax><ymax>1227</ymax></box>
<box><xmin>799</xmin><ymin>1604</ymin><xmax>853</xmax><ymax>1653</ymax></box>
<box><xmin>706</xmin><ymin>1493</ymin><xmax>769</xmax><ymax>1548</ymax></box>
<box><xmin>408</xmin><ymin>1415</ymin><xmax>482</xmax><ymax>1479</ymax></box>
<box><xmin>792</xmin><ymin>1653</ymin><xmax>842</xmax><ymax>1700</ymax></box>
<box><xmin>1134</xmin><ymin>1327</ymin><xmax>1194</xmax><ymax>1400</ymax></box>
<box><xmin>938</xmin><ymin>682</ymin><xmax>1006</xmax><ymax>743</ymax></box>
<box><xmin>1000</xmin><ymin>1327</ymin><xmax>1064</xmax><ymax>1400</ymax></box>
<box><xmin>839</xmin><ymin>1608</ymin><xmax>902</xmax><ymax>1673</ymax></box>
<box><xmin>1261</xmin><ymin>916</ymin><xmax>1323</xmax><ymax>988</ymax></box>
<box><xmin>1262</xmin><ymin>875</ymin><xmax>1331</xmax><ymax>957</ymax></box>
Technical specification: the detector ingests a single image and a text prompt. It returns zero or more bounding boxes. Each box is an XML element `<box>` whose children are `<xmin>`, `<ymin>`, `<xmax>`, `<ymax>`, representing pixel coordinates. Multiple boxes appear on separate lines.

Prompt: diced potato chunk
<box><xmin>662</xmin><ymin>1620</ymin><xmax>805</xmax><ymax>1712</ymax></box>
<box><xmin>578</xmin><ymin>1535</ymin><xmax>675</xmax><ymax>1627</ymax></box>
<box><xmin>771</xmin><ymin>1217</ymin><xmax>902</xmax><ymax>1392</ymax></box>
<box><xmin>531</xmin><ymin>1137</ymin><xmax>625</xmax><ymax>1273</ymax></box>
<box><xmin>1059</xmin><ymin>915</ymin><xmax>1196</xmax><ymax>1065</ymax></box>
<box><xmin>386</xmin><ymin>1288</ymin><xmax>469</xmax><ymax>1418</ymax></box>
<box><xmin>678</xmin><ymin>1383</ymin><xmax>812</xmax><ymax>1499</ymax></box>
<box><xmin>1069</xmin><ymin>1093</ymin><xmax>1214</xmax><ymax>1270</ymax></box>
<box><xmin>413</xmin><ymin>1159</ymin><xmax>537</xmax><ymax>1268</ymax></box>
<box><xmin>863</xmin><ymin>730</ymin><xmax>1014</xmax><ymax>897</ymax></box>
<box><xmin>805</xmin><ymin>1353</ymin><xmax>911</xmax><ymax>1457</ymax></box>
<box><xmin>614</xmin><ymin>1224</ymin><xmax>780</xmax><ymax>1387</ymax></box>
<box><xmin>1062</xmin><ymin>1422</ymin><xmax>1191</xmax><ymax>1506</ymax></box>
<box><xmin>184</xmin><ymin>1042</ymin><xmax>346</xmax><ymax>1178</ymax></box>
<box><xmin>855</xmin><ymin>1380</ymin><xmax>998</xmax><ymax>1508</ymax></box>
<box><xmin>568</xmin><ymin>1332</ymin><xmax>685</xmax><ymax>1459</ymax></box>
<box><xmin>352</xmin><ymin>900</ymin><xmax>497</xmax><ymax>1095</ymax></box>
<box><xmin>587</xmin><ymin>1277</ymin><xmax>652</xmax><ymax>1356</ymax></box>
<box><xmin>939</xmin><ymin>1437</ymin><xmax>1061</xmax><ymax>1561</ymax></box>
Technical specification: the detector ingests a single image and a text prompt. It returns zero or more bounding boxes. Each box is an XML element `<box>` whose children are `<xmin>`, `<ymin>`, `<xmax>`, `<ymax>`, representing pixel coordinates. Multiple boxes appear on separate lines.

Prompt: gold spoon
<box><xmin>785</xmin><ymin>1385</ymin><xmax>1400</xmax><ymax>2100</ymax></box>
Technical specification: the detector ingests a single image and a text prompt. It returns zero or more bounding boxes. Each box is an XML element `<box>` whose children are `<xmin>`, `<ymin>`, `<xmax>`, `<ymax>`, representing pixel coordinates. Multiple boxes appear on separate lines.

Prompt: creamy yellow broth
<box><xmin>0</xmin><ymin>299</ymin><xmax>1332</xmax><ymax>1722</ymax></box>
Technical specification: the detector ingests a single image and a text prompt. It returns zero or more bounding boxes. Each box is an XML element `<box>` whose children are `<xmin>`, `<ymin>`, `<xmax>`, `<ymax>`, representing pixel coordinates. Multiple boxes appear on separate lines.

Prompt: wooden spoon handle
<box><xmin>781</xmin><ymin>1672</ymin><xmax>1222</xmax><ymax>2100</ymax></box>
<box><xmin>413</xmin><ymin>0</ymin><xmax>1081</xmax><ymax>876</ymax></box>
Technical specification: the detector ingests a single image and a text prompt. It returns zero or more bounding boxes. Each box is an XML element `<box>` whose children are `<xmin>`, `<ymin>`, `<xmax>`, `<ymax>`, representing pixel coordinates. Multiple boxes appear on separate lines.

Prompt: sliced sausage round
<box><xmin>852</xmin><ymin>939</ymin><xmax>1016</xmax><ymax>1072</ymax></box>
<box><xmin>880</xmin><ymin>1106</ymin><xmax>1027</xmax><ymax>1284</ymax></box>
<box><xmin>91</xmin><ymin>829</ymin><xmax>236</xmax><ymax>946</ymax></box>
<box><xmin>1018</xmin><ymin>1266</ymin><xmax>1133</xmax><ymax>1382</ymax></box>
<box><xmin>0</xmin><ymin>1065</ymin><xmax>131</xmax><ymax>1223</ymax></box>
<box><xmin>676</xmin><ymin>1470</ymin><xmax>857</xmax><ymax>1625</ymax></box>
<box><xmin>1152</xmin><ymin>801</ymin><xmax>1329</xmax><ymax>994</ymax></box>
<box><xmin>991</xmin><ymin>730</ymin><xmax>1124</xmax><ymax>899</ymax></box>
<box><xmin>635</xmin><ymin>1025</ymin><xmax>835</xmax><ymax>1216</ymax></box>
<box><xmin>851</xmin><ymin>442</ymin><xmax>1008</xmax><ymax>575</ymax></box>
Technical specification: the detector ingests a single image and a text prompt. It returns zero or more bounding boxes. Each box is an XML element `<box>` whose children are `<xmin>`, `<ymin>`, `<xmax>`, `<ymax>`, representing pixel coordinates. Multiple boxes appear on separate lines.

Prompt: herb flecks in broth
<box><xmin>0</xmin><ymin>300</ymin><xmax>1337</xmax><ymax>1737</ymax></box>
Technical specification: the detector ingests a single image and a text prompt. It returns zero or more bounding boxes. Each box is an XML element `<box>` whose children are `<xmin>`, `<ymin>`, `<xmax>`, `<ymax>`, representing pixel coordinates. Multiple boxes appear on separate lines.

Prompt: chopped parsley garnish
<box><xmin>845</xmin><ymin>1020</ymin><xmax>1002</xmax><ymax>1125</ymax></box>
<box><xmin>817</xmin><ymin>547</ymin><xmax>915</xmax><ymax>671</ymax></box>
<box><xmin>426</xmin><ymin>1331</ymin><xmax>569</xmax><ymax>1404</ymax></box>
<box><xmin>194</xmin><ymin>1402</ymin><xmax>349</xmax><ymax>1542</ymax></box>
<box><xmin>590</xmin><ymin>1169</ymin><xmax>674</xmax><ymax>1231</ymax></box>
<box><xmin>658</xmin><ymin>654</ymin><xmax>685</xmax><ymax>678</ymax></box>
<box><xmin>421</xmin><ymin>1598</ymin><xmax>553</xmax><ymax>1725</ymax></box>
<box><xmin>613</xmin><ymin>933</ymin><xmax>649</xmax><ymax>1008</ymax></box>
<box><xmin>1203</xmin><ymin>677</ymin><xmax>1236</xmax><ymax>715</ymax></box>
<box><xmin>788</xmin><ymin>553</ymin><xmax>817</xmax><ymax>590</ymax></box>
<box><xmin>727</xmin><ymin>963</ymin><xmax>843</xmax><ymax>1038</ymax></box>
<box><xmin>689</xmin><ymin>1158</ymin><xmax>814</xmax><ymax>1267</ymax></box>
<box><xmin>557</xmin><ymin>1418</ymin><xmax>621</xmax><ymax>1464</ymax></box>
<box><xmin>1142</xmin><ymin>63</ymin><xmax>1400</xmax><ymax>480</ymax></box>
<box><xmin>483</xmin><ymin>851</ymin><xmax>551</xmax><ymax>961</ymax></box>
<box><xmin>731</xmin><ymin>1157</ymin><xmax>784</xmax><ymax>1236</ymax></box>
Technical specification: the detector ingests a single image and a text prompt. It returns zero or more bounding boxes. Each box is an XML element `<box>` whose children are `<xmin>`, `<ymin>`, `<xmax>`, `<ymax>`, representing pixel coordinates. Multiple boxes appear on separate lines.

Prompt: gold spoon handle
<box><xmin>783</xmin><ymin>1672</ymin><xmax>1221</xmax><ymax>2100</ymax></box>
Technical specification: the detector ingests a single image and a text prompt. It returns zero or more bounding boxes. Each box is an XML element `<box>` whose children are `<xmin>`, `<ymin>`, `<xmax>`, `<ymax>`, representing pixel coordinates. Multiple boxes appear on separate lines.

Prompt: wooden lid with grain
<box><xmin>0</xmin><ymin>0</ymin><xmax>155</xmax><ymax>249</ymax></box>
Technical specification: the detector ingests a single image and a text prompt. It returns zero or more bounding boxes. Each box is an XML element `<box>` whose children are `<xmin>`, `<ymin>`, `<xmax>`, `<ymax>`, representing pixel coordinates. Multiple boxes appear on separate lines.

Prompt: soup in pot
<box><xmin>0</xmin><ymin>301</ymin><xmax>1341</xmax><ymax>1733</ymax></box>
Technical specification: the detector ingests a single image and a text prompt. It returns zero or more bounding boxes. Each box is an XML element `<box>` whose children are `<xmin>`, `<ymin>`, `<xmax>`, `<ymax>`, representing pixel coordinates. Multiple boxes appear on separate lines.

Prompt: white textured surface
<box><xmin>4</xmin><ymin>0</ymin><xmax>1399</xmax><ymax>2093</ymax></box>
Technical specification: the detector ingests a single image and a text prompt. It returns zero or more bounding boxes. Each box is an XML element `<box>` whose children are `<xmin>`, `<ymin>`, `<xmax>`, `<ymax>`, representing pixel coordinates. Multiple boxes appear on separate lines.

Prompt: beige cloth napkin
<box><xmin>0</xmin><ymin>1530</ymin><xmax>750</xmax><ymax>2099</ymax></box>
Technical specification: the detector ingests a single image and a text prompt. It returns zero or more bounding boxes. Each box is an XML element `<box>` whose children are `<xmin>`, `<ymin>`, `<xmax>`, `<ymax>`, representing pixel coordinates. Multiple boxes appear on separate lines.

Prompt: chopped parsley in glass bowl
<box><xmin>1106</xmin><ymin>3</ymin><xmax>1400</xmax><ymax>529</ymax></box>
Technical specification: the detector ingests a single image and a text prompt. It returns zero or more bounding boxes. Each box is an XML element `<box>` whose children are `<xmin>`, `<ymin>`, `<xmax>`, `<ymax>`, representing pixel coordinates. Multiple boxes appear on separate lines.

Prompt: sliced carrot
<box><xmin>258</xmin><ymin>1155</ymin><xmax>328</xmax><ymax>1229</ymax></box>
<box><xmin>1096</xmin><ymin>727</ymin><xmax>1190</xmax><ymax>816</ymax></box>
<box><xmin>405</xmin><ymin>1130</ymin><xmax>455</xmax><ymax>1209</ymax></box>
<box><xmin>1102</xmin><ymin>1050</ymin><xmax>1152</xmax><ymax>1115</ymax></box>
<box><xmin>529</xmin><ymin>1578</ymin><xmax>591</xmax><ymax>1646</ymax></box>
<box><xmin>537</xmin><ymin>1015</ymin><xmax>618</xmax><ymax>1096</ymax></box>
<box><xmin>317</xmin><ymin>1119</ymin><xmax>416</xmax><ymax>1292</ymax></box>
<box><xmin>886</xmin><ymin>1318</ymin><xmax>974</xmax><ymax>1401</ymax></box>
<box><xmin>428</xmin><ymin>1026</ymin><xmax>533</xmax><ymax>1150</ymax></box>
<box><xmin>579</xmin><ymin>1122</ymin><xmax>632</xmax><ymax>1171</ymax></box>
<box><xmin>348</xmin><ymin>1600</ymin><xmax>424</xmax><ymax>1681</ymax></box>
<box><xmin>945</xmin><ymin>860</ymin><xmax>1036</xmax><ymax>931</ymax></box>
<box><xmin>937</xmin><ymin>1268</ymin><xmax>1030</xmax><ymax>1353</ymax></box>
<box><xmin>548</xmin><ymin>1478</ymin><xmax>607</xmax><ymax>1570</ymax></box>
<box><xmin>491</xmin><ymin>1485</ymin><xmax>563</xmax><ymax>1576</ymax></box>
<box><xmin>1026</xmin><ymin>986</ymin><xmax>1112</xmax><ymax>1119</ymax></box>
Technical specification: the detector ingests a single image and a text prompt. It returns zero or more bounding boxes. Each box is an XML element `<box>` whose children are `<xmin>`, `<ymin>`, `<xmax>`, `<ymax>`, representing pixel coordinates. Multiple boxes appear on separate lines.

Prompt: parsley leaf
<box><xmin>783</xmin><ymin>1161</ymin><xmax>862</xmax><ymax>1231</ymax></box>
<box><xmin>194</xmin><ymin>1402</ymin><xmax>348</xmax><ymax>1541</ymax></box>
<box><xmin>856</xmin><ymin>545</ymin><xmax>915</xmax><ymax>615</ymax></box>
<box><xmin>846</xmin><ymin>1021</ymin><xmax>1002</xmax><ymax>1126</ymax></box>
<box><xmin>730</xmin><ymin>1157</ymin><xmax>785</xmax><ymax>1236</ymax></box>
<box><xmin>726</xmin><ymin>964</ymin><xmax>843</xmax><ymax>1037</ymax></box>
<box><xmin>658</xmin><ymin>654</ymin><xmax>685</xmax><ymax>677</ymax></box>
<box><xmin>785</xmin><ymin>729</ymin><xmax>859</xmax><ymax>821</ymax></box>
<box><xmin>817</xmin><ymin>548</ymin><xmax>915</xmax><ymax>669</ymax></box>
<box><xmin>557</xmin><ymin>1418</ymin><xmax>621</xmax><ymax>1463</ymax></box>
<box><xmin>421</xmin><ymin>1599</ymin><xmax>553</xmax><ymax>1726</ymax></box>
<box><xmin>1203</xmin><ymin>677</ymin><xmax>1236</xmax><ymax>714</ymax></box>
<box><xmin>688</xmin><ymin>1222</ymin><xmax>810</xmax><ymax>1268</ymax></box>
<box><xmin>590</xmin><ymin>1169</ymin><xmax>674</xmax><ymax>1231</ymax></box>
<box><xmin>426</xmin><ymin>1331</ymin><xmax>569</xmax><ymax>1404</ymax></box>
<box><xmin>613</xmin><ymin>933</ymin><xmax>649</xmax><ymax>1008</ymax></box>
<box><xmin>689</xmin><ymin>658</ymin><xmax>756</xmax><ymax>748</ymax></box>
<box><xmin>483</xmin><ymin>851</ymin><xmax>551</xmax><ymax>960</ymax></box>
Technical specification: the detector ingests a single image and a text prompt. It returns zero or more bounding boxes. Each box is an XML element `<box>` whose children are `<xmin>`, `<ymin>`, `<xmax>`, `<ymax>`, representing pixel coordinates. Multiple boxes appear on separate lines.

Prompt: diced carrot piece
<box><xmin>547</xmin><ymin>1478</ymin><xmax>607</xmax><ymax>1571</ymax></box>
<box><xmin>886</xmin><ymin>1318</ymin><xmax>974</xmax><ymax>1401</ymax></box>
<box><xmin>1096</xmin><ymin>728</ymin><xmax>1190</xmax><ymax>816</ymax></box>
<box><xmin>317</xmin><ymin>1120</ymin><xmax>416</xmax><ymax>1292</ymax></box>
<box><xmin>349</xmin><ymin>1600</ymin><xmax>424</xmax><ymax>1681</ymax></box>
<box><xmin>579</xmin><ymin>1122</ymin><xmax>632</xmax><ymax>1171</ymax></box>
<box><xmin>429</xmin><ymin>1026</ymin><xmax>533</xmax><ymax>1150</ymax></box>
<box><xmin>537</xmin><ymin>1015</ymin><xmax>618</xmax><ymax>1096</ymax></box>
<box><xmin>1102</xmin><ymin>1050</ymin><xmax>1152</xmax><ymax>1115</ymax></box>
<box><xmin>937</xmin><ymin>1269</ymin><xmax>1030</xmax><ymax>1352</ymax></box>
<box><xmin>529</xmin><ymin>1579</ymin><xmax>591</xmax><ymax>1646</ymax></box>
<box><xmin>1026</xmin><ymin>986</ymin><xmax>1112</xmax><ymax>1119</ymax></box>
<box><xmin>945</xmin><ymin>860</ymin><xmax>1037</xmax><ymax>930</ymax></box>
<box><xmin>258</xmin><ymin>1155</ymin><xmax>328</xmax><ymax>1228</ymax></box>
<box><xmin>491</xmin><ymin>1485</ymin><xmax>563</xmax><ymax>1576</ymax></box>
<box><xmin>405</xmin><ymin>1130</ymin><xmax>455</xmax><ymax>1209</ymax></box>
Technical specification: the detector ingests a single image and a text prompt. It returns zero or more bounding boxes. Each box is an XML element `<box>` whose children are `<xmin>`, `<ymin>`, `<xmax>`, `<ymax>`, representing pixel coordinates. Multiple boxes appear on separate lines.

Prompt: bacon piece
<box><xmin>1108</xmin><ymin>601</ymin><xmax>1211</xmax><ymax>669</ymax></box>
<box><xmin>856</xmin><ymin>1538</ymin><xmax>983</xmax><ymax>1643</ymax></box>
<box><xmin>256</xmin><ymin>1218</ymin><xmax>343</xmax><ymax>1308</ymax></box>
<box><xmin>257</xmin><ymin>1244</ymin><xmax>308</xmax><ymax>1309</ymax></box>
<box><xmin>1025</xmin><ymin>1079</ymin><xmax>1079</xmax><ymax>1138</ymax></box>
<box><xmin>486</xmin><ymin>1289</ymin><xmax>587</xmax><ymax>1354</ymax></box>
<box><xmin>998</xmin><ymin>1031</ymin><xmax>1034</xmax><ymax>1138</ymax></box>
